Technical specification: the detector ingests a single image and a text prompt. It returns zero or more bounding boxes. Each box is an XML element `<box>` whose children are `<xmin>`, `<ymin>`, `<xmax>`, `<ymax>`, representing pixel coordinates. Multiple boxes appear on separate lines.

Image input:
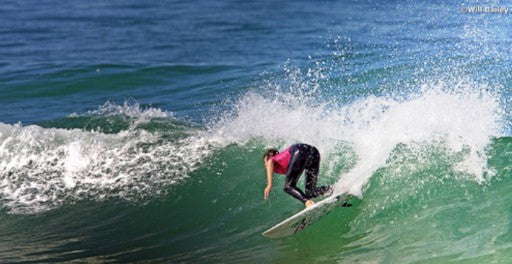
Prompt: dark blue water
<box><xmin>1</xmin><ymin>0</ymin><xmax>512</xmax><ymax>262</ymax></box>
<box><xmin>2</xmin><ymin>0</ymin><xmax>344</xmax><ymax>123</ymax></box>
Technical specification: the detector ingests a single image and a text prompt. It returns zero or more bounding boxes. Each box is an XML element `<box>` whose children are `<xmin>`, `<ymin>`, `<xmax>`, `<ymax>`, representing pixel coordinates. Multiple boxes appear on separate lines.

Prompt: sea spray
<box><xmin>335</xmin><ymin>81</ymin><xmax>503</xmax><ymax>196</ymax></box>
<box><xmin>211</xmin><ymin>79</ymin><xmax>504</xmax><ymax>198</ymax></box>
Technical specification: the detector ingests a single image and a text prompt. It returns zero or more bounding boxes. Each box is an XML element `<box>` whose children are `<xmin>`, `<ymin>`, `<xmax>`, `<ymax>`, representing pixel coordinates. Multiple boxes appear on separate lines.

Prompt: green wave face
<box><xmin>0</xmin><ymin>99</ymin><xmax>510</xmax><ymax>262</ymax></box>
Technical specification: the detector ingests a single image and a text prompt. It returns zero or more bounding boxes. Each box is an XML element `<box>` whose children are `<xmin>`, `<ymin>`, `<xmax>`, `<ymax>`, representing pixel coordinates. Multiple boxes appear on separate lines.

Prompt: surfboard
<box><xmin>262</xmin><ymin>193</ymin><xmax>348</xmax><ymax>238</ymax></box>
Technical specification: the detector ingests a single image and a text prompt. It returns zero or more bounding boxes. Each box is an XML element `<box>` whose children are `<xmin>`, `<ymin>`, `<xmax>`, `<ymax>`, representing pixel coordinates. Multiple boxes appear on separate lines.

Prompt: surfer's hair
<box><xmin>263</xmin><ymin>148</ymin><xmax>279</xmax><ymax>160</ymax></box>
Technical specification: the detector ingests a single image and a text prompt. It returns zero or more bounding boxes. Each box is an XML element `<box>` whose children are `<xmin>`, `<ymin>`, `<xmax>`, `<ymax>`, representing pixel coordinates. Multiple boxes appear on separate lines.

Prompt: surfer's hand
<box><xmin>305</xmin><ymin>200</ymin><xmax>315</xmax><ymax>208</ymax></box>
<box><xmin>264</xmin><ymin>185</ymin><xmax>272</xmax><ymax>200</ymax></box>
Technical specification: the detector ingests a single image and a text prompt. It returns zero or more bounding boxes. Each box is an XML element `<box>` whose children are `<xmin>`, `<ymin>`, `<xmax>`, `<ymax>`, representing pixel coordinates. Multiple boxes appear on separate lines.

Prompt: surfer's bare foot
<box><xmin>305</xmin><ymin>200</ymin><xmax>315</xmax><ymax>208</ymax></box>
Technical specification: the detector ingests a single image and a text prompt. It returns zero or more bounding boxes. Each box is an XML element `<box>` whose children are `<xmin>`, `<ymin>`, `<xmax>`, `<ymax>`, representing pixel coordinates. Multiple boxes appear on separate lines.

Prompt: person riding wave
<box><xmin>263</xmin><ymin>143</ymin><xmax>331</xmax><ymax>208</ymax></box>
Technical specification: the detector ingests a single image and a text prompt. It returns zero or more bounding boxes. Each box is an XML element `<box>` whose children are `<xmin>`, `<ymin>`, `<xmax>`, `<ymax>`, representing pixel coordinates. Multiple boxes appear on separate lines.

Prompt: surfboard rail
<box><xmin>262</xmin><ymin>193</ymin><xmax>348</xmax><ymax>238</ymax></box>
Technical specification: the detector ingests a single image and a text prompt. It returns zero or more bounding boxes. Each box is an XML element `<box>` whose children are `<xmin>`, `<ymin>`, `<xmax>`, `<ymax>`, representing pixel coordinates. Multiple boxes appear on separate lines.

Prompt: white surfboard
<box><xmin>262</xmin><ymin>193</ymin><xmax>348</xmax><ymax>238</ymax></box>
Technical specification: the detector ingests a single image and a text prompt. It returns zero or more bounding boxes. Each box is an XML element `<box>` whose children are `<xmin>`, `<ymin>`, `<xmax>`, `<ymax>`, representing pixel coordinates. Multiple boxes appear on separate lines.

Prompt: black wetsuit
<box><xmin>283</xmin><ymin>144</ymin><xmax>329</xmax><ymax>203</ymax></box>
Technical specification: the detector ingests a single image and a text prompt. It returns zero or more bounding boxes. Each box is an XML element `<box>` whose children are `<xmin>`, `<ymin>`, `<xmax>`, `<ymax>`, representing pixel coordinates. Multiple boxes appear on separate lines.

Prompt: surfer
<box><xmin>263</xmin><ymin>143</ymin><xmax>331</xmax><ymax>208</ymax></box>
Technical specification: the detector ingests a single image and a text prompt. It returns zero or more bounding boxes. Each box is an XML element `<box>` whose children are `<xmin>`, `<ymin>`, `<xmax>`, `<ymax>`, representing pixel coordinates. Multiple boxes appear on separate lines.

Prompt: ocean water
<box><xmin>1</xmin><ymin>0</ymin><xmax>512</xmax><ymax>263</ymax></box>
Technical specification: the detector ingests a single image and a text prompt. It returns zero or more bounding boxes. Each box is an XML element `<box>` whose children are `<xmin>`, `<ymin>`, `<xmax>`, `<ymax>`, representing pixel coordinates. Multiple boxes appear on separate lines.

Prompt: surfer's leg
<box><xmin>305</xmin><ymin>146</ymin><xmax>331</xmax><ymax>198</ymax></box>
<box><xmin>304</xmin><ymin>146</ymin><xmax>320</xmax><ymax>198</ymax></box>
<box><xmin>283</xmin><ymin>145</ymin><xmax>309</xmax><ymax>203</ymax></box>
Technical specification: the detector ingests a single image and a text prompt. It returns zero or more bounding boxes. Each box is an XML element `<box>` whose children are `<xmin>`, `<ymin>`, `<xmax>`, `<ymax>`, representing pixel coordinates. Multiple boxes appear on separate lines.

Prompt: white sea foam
<box><xmin>0</xmin><ymin>81</ymin><xmax>504</xmax><ymax>213</ymax></box>
<box><xmin>72</xmin><ymin>101</ymin><xmax>171</xmax><ymax>119</ymax></box>
<box><xmin>0</xmin><ymin>104</ymin><xmax>212</xmax><ymax>214</ymax></box>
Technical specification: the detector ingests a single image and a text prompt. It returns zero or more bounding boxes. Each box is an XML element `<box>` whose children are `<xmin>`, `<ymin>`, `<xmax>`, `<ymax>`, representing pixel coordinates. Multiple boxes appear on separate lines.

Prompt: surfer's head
<box><xmin>263</xmin><ymin>148</ymin><xmax>279</xmax><ymax>161</ymax></box>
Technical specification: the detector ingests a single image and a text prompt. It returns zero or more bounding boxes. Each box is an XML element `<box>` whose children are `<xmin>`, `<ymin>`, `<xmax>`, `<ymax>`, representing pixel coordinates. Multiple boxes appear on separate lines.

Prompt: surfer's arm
<box><xmin>264</xmin><ymin>159</ymin><xmax>274</xmax><ymax>200</ymax></box>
